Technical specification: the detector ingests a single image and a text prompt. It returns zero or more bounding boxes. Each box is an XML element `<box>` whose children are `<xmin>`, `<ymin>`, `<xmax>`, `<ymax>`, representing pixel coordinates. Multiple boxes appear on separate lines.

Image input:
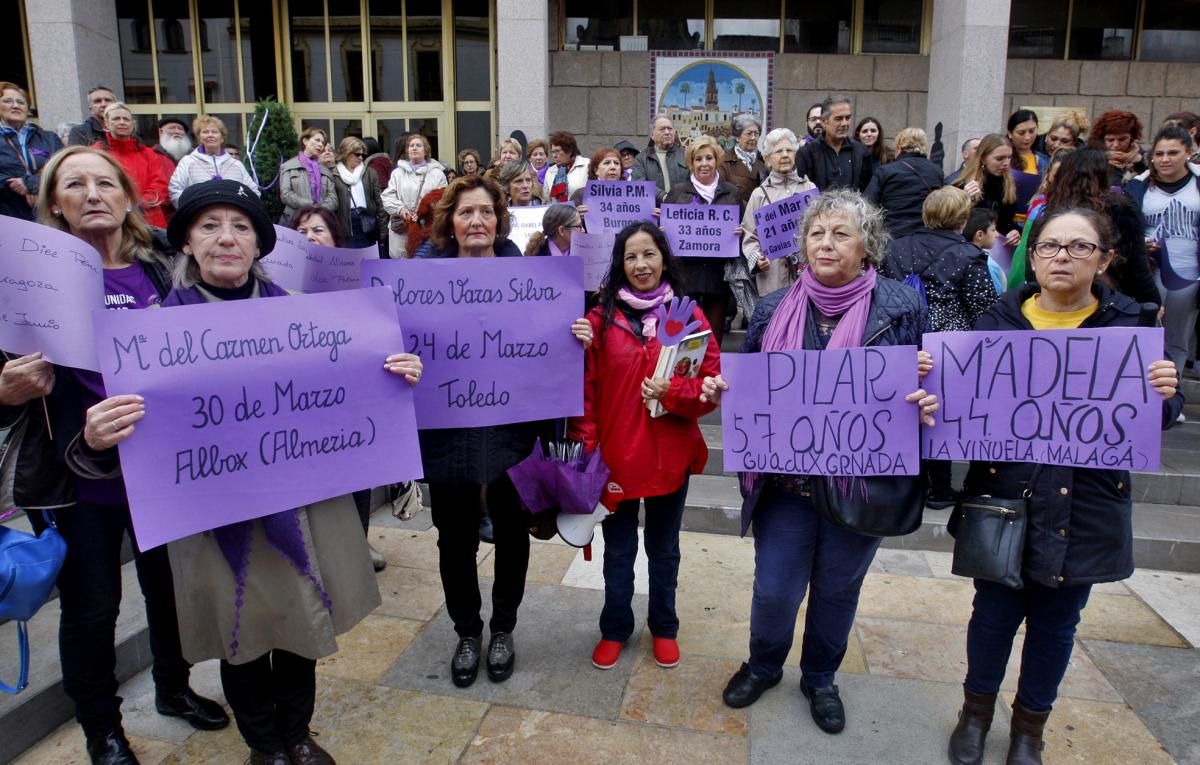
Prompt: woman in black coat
<box><xmin>664</xmin><ymin>135</ymin><xmax>743</xmax><ymax>346</ymax></box>
<box><xmin>947</xmin><ymin>208</ymin><xmax>1181</xmax><ymax>765</ymax></box>
<box><xmin>865</xmin><ymin>127</ymin><xmax>944</xmax><ymax>237</ymax></box>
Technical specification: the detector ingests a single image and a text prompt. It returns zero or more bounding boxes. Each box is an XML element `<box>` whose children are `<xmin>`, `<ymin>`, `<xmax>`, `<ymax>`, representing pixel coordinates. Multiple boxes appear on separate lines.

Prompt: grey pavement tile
<box><xmin>379</xmin><ymin>579</ymin><xmax>648</xmax><ymax>720</ymax></box>
<box><xmin>748</xmin><ymin>670</ymin><xmax>1009</xmax><ymax>765</ymax></box>
<box><xmin>1083</xmin><ymin>640</ymin><xmax>1200</xmax><ymax>765</ymax></box>
<box><xmin>868</xmin><ymin>549</ymin><xmax>935</xmax><ymax>578</ymax></box>
<box><xmin>1126</xmin><ymin>569</ymin><xmax>1200</xmax><ymax>647</ymax></box>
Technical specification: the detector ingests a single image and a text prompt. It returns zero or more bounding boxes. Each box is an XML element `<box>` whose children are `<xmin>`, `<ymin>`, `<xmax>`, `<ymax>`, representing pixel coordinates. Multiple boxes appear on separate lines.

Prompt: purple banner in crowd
<box><xmin>361</xmin><ymin>256</ymin><xmax>584</xmax><ymax>429</ymax></box>
<box><xmin>262</xmin><ymin>225</ymin><xmax>379</xmax><ymax>293</ymax></box>
<box><xmin>0</xmin><ymin>218</ymin><xmax>104</xmax><ymax>371</ymax></box>
<box><xmin>93</xmin><ymin>287</ymin><xmax>423</xmax><ymax>549</ymax></box>
<box><xmin>581</xmin><ymin>180</ymin><xmax>656</xmax><ymax>236</ymax></box>
<box><xmin>721</xmin><ymin>347</ymin><xmax>920</xmax><ymax>476</ymax></box>
<box><xmin>571</xmin><ymin>231</ymin><xmax>614</xmax><ymax>291</ymax></box>
<box><xmin>753</xmin><ymin>190</ymin><xmax>819</xmax><ymax>261</ymax></box>
<box><xmin>989</xmin><ymin>240</ymin><xmax>1014</xmax><ymax>273</ymax></box>
<box><xmin>1013</xmin><ymin>171</ymin><xmax>1041</xmax><ymax>211</ymax></box>
<box><xmin>660</xmin><ymin>203</ymin><xmax>741</xmax><ymax>258</ymax></box>
<box><xmin>922</xmin><ymin>329</ymin><xmax>1164</xmax><ymax>470</ymax></box>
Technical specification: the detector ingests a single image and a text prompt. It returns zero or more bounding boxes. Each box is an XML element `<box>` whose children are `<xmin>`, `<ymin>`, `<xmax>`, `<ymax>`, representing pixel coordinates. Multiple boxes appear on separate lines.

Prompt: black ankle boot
<box><xmin>1006</xmin><ymin>701</ymin><xmax>1050</xmax><ymax>765</ymax></box>
<box><xmin>948</xmin><ymin>686</ymin><xmax>996</xmax><ymax>765</ymax></box>
<box><xmin>86</xmin><ymin>729</ymin><xmax>139</xmax><ymax>765</ymax></box>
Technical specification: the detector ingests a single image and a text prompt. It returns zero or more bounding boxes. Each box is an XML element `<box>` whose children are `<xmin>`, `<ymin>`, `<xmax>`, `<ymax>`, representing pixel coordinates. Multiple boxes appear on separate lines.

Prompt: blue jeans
<box><xmin>748</xmin><ymin>489</ymin><xmax>882</xmax><ymax>688</ymax></box>
<box><xmin>599</xmin><ymin>480</ymin><xmax>689</xmax><ymax>642</ymax></box>
<box><xmin>965</xmin><ymin>578</ymin><xmax>1092</xmax><ymax>712</ymax></box>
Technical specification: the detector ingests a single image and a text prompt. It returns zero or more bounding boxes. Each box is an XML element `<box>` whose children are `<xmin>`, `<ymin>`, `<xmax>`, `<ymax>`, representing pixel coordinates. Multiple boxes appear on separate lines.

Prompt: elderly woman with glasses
<box><xmin>719</xmin><ymin>114</ymin><xmax>767</xmax><ymax>205</ymax></box>
<box><xmin>0</xmin><ymin>81</ymin><xmax>64</xmax><ymax>220</ymax></box>
<box><xmin>946</xmin><ymin>207</ymin><xmax>1180</xmax><ymax>765</ymax></box>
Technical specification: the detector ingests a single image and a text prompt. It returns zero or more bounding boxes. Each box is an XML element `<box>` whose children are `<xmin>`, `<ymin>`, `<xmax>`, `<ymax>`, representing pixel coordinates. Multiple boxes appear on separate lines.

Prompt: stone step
<box><xmin>678</xmin><ymin>473</ymin><xmax>1200</xmax><ymax>574</ymax></box>
<box><xmin>699</xmin><ymin>414</ymin><xmax>1200</xmax><ymax>507</ymax></box>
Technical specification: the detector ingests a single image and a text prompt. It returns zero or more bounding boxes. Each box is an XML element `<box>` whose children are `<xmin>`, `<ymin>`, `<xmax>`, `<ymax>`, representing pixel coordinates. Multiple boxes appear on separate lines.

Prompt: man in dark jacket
<box><xmin>153</xmin><ymin>117</ymin><xmax>191</xmax><ymax>166</ymax></box>
<box><xmin>795</xmin><ymin>96</ymin><xmax>873</xmax><ymax>192</ymax></box>
<box><xmin>67</xmin><ymin>85</ymin><xmax>116</xmax><ymax>146</ymax></box>
<box><xmin>631</xmin><ymin>114</ymin><xmax>689</xmax><ymax>203</ymax></box>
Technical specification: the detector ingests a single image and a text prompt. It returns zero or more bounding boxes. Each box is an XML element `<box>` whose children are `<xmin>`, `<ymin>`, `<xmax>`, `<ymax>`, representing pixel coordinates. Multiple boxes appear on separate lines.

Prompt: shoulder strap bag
<box><xmin>947</xmin><ymin>465</ymin><xmax>1044</xmax><ymax>590</ymax></box>
<box><xmin>0</xmin><ymin>508</ymin><xmax>66</xmax><ymax>693</ymax></box>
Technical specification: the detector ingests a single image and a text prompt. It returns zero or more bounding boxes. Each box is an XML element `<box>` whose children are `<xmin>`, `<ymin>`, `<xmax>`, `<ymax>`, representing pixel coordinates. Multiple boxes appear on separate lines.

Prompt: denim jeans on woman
<box><xmin>599</xmin><ymin>479</ymin><xmax>689</xmax><ymax>642</ymax></box>
<box><xmin>965</xmin><ymin>578</ymin><xmax>1092</xmax><ymax>712</ymax></box>
<box><xmin>747</xmin><ymin>487</ymin><xmax>882</xmax><ymax>688</ymax></box>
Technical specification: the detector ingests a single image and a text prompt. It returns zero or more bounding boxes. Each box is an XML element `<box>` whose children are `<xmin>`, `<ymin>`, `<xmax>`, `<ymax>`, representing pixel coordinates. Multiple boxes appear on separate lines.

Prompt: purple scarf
<box><xmin>617</xmin><ymin>282</ymin><xmax>673</xmax><ymax>337</ymax></box>
<box><xmin>761</xmin><ymin>266</ymin><xmax>877</xmax><ymax>351</ymax></box>
<box><xmin>297</xmin><ymin>152</ymin><xmax>323</xmax><ymax>205</ymax></box>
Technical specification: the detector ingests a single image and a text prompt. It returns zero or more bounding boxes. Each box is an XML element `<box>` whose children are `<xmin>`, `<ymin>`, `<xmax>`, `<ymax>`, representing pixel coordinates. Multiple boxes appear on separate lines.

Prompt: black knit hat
<box><xmin>167</xmin><ymin>179</ymin><xmax>276</xmax><ymax>256</ymax></box>
<box><xmin>157</xmin><ymin>116</ymin><xmax>189</xmax><ymax>132</ymax></box>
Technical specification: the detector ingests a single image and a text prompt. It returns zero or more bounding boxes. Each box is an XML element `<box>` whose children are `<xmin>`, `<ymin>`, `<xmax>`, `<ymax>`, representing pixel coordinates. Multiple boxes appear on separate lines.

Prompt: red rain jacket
<box><xmin>95</xmin><ymin>134</ymin><xmax>171</xmax><ymax>228</ymax></box>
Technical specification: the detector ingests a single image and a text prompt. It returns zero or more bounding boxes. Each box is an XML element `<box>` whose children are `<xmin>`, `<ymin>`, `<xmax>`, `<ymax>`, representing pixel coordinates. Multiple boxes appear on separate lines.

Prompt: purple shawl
<box><xmin>297</xmin><ymin>152</ymin><xmax>324</xmax><ymax>205</ymax></box>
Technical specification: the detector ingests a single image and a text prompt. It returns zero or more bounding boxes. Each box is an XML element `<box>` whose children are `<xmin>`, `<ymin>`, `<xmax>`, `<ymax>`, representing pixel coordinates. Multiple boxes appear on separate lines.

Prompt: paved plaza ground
<box><xmin>10</xmin><ymin>509</ymin><xmax>1199</xmax><ymax>765</ymax></box>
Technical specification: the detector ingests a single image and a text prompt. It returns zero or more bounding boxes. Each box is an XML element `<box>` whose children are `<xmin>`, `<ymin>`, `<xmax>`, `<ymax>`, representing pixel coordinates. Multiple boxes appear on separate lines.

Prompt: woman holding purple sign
<box><xmin>80</xmin><ymin>179</ymin><xmax>424</xmax><ymax>765</ymax></box>
<box><xmin>946</xmin><ymin>208</ymin><xmax>1181</xmax><ymax>765</ymax></box>
<box><xmin>739</xmin><ymin>128</ymin><xmax>817</xmax><ymax>301</ymax></box>
<box><xmin>29</xmin><ymin>146</ymin><xmax>230</xmax><ymax>765</ymax></box>
<box><xmin>570</xmin><ymin>222</ymin><xmax>721</xmax><ymax>672</ymax></box>
<box><xmin>418</xmin><ymin>174</ymin><xmax>593</xmax><ymax>690</ymax></box>
<box><xmin>698</xmin><ymin>190</ymin><xmax>938</xmax><ymax>736</ymax></box>
<box><xmin>664</xmin><ymin>134</ymin><xmax>744</xmax><ymax>346</ymax></box>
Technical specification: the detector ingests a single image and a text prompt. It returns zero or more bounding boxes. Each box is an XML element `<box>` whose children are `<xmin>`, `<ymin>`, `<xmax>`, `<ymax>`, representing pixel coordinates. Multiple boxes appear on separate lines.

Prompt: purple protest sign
<box><xmin>0</xmin><ymin>217</ymin><xmax>104</xmax><ymax>370</ymax></box>
<box><xmin>922</xmin><ymin>329</ymin><xmax>1164</xmax><ymax>471</ymax></box>
<box><xmin>262</xmin><ymin>226</ymin><xmax>379</xmax><ymax>293</ymax></box>
<box><xmin>721</xmin><ymin>347</ymin><xmax>920</xmax><ymax>476</ymax></box>
<box><xmin>92</xmin><ymin>287</ymin><xmax>423</xmax><ymax>549</ymax></box>
<box><xmin>571</xmin><ymin>231</ymin><xmax>614</xmax><ymax>291</ymax></box>
<box><xmin>1013</xmin><ymin>171</ymin><xmax>1040</xmax><ymax>211</ymax></box>
<box><xmin>581</xmin><ymin>180</ymin><xmax>656</xmax><ymax>235</ymax></box>
<box><xmin>990</xmin><ymin>239</ymin><xmax>1014</xmax><ymax>272</ymax></box>
<box><xmin>660</xmin><ymin>203</ymin><xmax>741</xmax><ymax>258</ymax></box>
<box><xmin>753</xmin><ymin>190</ymin><xmax>819</xmax><ymax>261</ymax></box>
<box><xmin>361</xmin><ymin>256</ymin><xmax>584</xmax><ymax>429</ymax></box>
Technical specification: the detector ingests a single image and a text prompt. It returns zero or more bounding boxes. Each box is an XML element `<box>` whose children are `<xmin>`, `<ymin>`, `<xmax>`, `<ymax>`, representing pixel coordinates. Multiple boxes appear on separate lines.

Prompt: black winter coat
<box><xmin>737</xmin><ymin>277</ymin><xmax>929</xmax><ymax>534</ymax></box>
<box><xmin>416</xmin><ymin>238</ymin><xmax>554</xmax><ymax>485</ymax></box>
<box><xmin>881</xmin><ymin>228</ymin><xmax>998</xmax><ymax>332</ymax></box>
<box><xmin>963</xmin><ymin>283</ymin><xmax>1183</xmax><ymax>587</ymax></box>
<box><xmin>864</xmin><ymin>152</ymin><xmax>945</xmax><ymax>237</ymax></box>
<box><xmin>795</xmin><ymin>137</ymin><xmax>874</xmax><ymax>192</ymax></box>
<box><xmin>664</xmin><ymin>179</ymin><xmax>743</xmax><ymax>296</ymax></box>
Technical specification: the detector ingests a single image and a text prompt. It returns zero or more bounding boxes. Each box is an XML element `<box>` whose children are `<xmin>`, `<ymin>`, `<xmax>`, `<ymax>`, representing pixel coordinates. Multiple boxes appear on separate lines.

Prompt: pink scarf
<box><xmin>297</xmin><ymin>152</ymin><xmax>323</xmax><ymax>205</ymax></box>
<box><xmin>548</xmin><ymin>239</ymin><xmax>569</xmax><ymax>257</ymax></box>
<box><xmin>691</xmin><ymin>173</ymin><xmax>719</xmax><ymax>203</ymax></box>
<box><xmin>762</xmin><ymin>266</ymin><xmax>877</xmax><ymax>351</ymax></box>
<box><xmin>618</xmin><ymin>282</ymin><xmax>674</xmax><ymax>338</ymax></box>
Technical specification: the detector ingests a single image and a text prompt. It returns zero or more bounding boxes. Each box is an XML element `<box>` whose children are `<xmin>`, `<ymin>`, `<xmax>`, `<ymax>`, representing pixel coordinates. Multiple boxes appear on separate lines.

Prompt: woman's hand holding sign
<box><xmin>84</xmin><ymin>394</ymin><xmax>145</xmax><ymax>451</ymax></box>
<box><xmin>1149</xmin><ymin>359</ymin><xmax>1178</xmax><ymax>400</ymax></box>
<box><xmin>385</xmin><ymin>352</ymin><xmax>424</xmax><ymax>385</ymax></box>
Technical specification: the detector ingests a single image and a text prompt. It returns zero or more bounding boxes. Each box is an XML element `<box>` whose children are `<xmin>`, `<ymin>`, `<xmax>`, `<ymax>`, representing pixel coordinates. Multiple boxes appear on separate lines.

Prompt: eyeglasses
<box><xmin>0</xmin><ymin>98</ymin><xmax>27</xmax><ymax>107</ymax></box>
<box><xmin>354</xmin><ymin>152</ymin><xmax>367</xmax><ymax>158</ymax></box>
<box><xmin>1031</xmin><ymin>241</ymin><xmax>1102</xmax><ymax>259</ymax></box>
<box><xmin>564</xmin><ymin>224</ymin><xmax>584</xmax><ymax>230</ymax></box>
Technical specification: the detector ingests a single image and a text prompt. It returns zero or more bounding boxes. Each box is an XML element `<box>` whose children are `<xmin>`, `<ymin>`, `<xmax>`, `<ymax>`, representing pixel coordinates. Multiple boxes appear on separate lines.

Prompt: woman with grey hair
<box><xmin>720</xmin><ymin>114</ymin><xmax>768</xmax><ymax>204</ymax></box>
<box><xmin>700</xmin><ymin>190</ymin><xmax>937</xmax><ymax>736</ymax></box>
<box><xmin>497</xmin><ymin>159</ymin><xmax>544</xmax><ymax>207</ymax></box>
<box><xmin>738</xmin><ymin>127</ymin><xmax>818</xmax><ymax>303</ymax></box>
<box><xmin>865</xmin><ymin>126</ymin><xmax>945</xmax><ymax>237</ymax></box>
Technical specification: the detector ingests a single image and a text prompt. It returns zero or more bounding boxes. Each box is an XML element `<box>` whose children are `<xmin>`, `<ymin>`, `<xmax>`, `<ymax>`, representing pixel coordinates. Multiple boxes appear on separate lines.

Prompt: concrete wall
<box><xmin>550</xmin><ymin>51</ymin><xmax>1200</xmax><ymax>153</ymax></box>
<box><xmin>1004</xmin><ymin>60</ymin><xmax>1200</xmax><ymax>141</ymax></box>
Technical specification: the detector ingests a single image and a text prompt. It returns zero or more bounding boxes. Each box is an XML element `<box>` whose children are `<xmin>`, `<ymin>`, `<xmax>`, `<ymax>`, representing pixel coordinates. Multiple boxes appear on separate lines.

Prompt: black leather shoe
<box><xmin>801</xmin><ymin>681</ymin><xmax>845</xmax><ymax>734</ymax></box>
<box><xmin>287</xmin><ymin>734</ymin><xmax>336</xmax><ymax>764</ymax></box>
<box><xmin>722</xmin><ymin>662</ymin><xmax>781</xmax><ymax>709</ymax></box>
<box><xmin>155</xmin><ymin>687</ymin><xmax>230</xmax><ymax>730</ymax></box>
<box><xmin>487</xmin><ymin>631</ymin><xmax>515</xmax><ymax>682</ymax></box>
<box><xmin>451</xmin><ymin>636</ymin><xmax>482</xmax><ymax>687</ymax></box>
<box><xmin>86</xmin><ymin>730</ymin><xmax>140</xmax><ymax>765</ymax></box>
<box><xmin>246</xmin><ymin>751</ymin><xmax>291</xmax><ymax>765</ymax></box>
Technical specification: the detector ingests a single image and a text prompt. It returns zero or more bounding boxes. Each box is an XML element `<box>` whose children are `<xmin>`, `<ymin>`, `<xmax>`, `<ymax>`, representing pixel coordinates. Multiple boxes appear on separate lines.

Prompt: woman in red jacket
<box><xmin>570</xmin><ymin>221</ymin><xmax>720</xmax><ymax>671</ymax></box>
<box><xmin>93</xmin><ymin>102</ymin><xmax>171</xmax><ymax>227</ymax></box>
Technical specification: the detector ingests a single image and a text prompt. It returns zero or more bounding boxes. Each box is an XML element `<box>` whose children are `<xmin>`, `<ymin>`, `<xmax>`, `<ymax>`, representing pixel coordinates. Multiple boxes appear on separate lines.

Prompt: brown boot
<box><xmin>947</xmin><ymin>686</ymin><xmax>996</xmax><ymax>765</ymax></box>
<box><xmin>1006</xmin><ymin>701</ymin><xmax>1050</xmax><ymax>765</ymax></box>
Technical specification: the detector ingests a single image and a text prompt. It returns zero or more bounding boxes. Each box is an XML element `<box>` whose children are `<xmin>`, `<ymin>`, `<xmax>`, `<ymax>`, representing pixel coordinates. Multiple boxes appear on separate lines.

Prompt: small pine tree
<box><xmin>244</xmin><ymin>98</ymin><xmax>299</xmax><ymax>221</ymax></box>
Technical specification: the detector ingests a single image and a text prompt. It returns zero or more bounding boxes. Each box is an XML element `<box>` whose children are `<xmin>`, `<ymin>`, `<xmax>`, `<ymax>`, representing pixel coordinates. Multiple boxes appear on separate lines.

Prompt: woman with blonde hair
<box><xmin>332</xmin><ymin>135</ymin><xmax>387</xmax><ymax>249</ymax></box>
<box><xmin>954</xmin><ymin>133</ymin><xmax>1020</xmax><ymax>247</ymax></box>
<box><xmin>168</xmin><ymin>114</ymin><xmax>257</xmax><ymax>204</ymax></box>
<box><xmin>864</xmin><ymin>126</ymin><xmax>944</xmax><ymax>237</ymax></box>
<box><xmin>381</xmin><ymin>132</ymin><xmax>448</xmax><ymax>257</ymax></box>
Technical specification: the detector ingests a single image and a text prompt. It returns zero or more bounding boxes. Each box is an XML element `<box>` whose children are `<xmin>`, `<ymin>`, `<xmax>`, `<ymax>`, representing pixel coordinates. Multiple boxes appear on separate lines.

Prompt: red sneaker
<box><xmin>653</xmin><ymin>637</ymin><xmax>680</xmax><ymax>668</ymax></box>
<box><xmin>592</xmin><ymin>639</ymin><xmax>623</xmax><ymax>670</ymax></box>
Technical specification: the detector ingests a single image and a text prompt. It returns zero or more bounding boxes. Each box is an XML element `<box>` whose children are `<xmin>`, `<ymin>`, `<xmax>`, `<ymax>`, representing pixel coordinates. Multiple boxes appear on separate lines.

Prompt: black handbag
<box><xmin>948</xmin><ymin>466</ymin><xmax>1044</xmax><ymax>590</ymax></box>
<box><xmin>811</xmin><ymin>474</ymin><xmax>927</xmax><ymax>538</ymax></box>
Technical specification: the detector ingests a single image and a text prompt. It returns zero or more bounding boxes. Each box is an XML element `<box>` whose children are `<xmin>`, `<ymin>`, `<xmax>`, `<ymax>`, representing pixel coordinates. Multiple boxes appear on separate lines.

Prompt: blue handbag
<box><xmin>0</xmin><ymin>510</ymin><xmax>66</xmax><ymax>694</ymax></box>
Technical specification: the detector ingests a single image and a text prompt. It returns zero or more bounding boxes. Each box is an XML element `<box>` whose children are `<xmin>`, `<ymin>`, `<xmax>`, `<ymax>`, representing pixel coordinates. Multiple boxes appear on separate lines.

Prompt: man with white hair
<box><xmin>631</xmin><ymin>113</ymin><xmax>689</xmax><ymax>203</ymax></box>
<box><xmin>154</xmin><ymin>117</ymin><xmax>192</xmax><ymax>166</ymax></box>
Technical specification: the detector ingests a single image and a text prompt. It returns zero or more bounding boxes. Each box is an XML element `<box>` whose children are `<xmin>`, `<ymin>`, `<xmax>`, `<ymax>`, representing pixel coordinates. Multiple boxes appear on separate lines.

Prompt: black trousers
<box><xmin>352</xmin><ymin>489</ymin><xmax>372</xmax><ymax>534</ymax></box>
<box><xmin>34</xmin><ymin>502</ymin><xmax>190</xmax><ymax>740</ymax></box>
<box><xmin>429</xmin><ymin>475</ymin><xmax>530</xmax><ymax>637</ymax></box>
<box><xmin>220</xmin><ymin>650</ymin><xmax>316</xmax><ymax>753</ymax></box>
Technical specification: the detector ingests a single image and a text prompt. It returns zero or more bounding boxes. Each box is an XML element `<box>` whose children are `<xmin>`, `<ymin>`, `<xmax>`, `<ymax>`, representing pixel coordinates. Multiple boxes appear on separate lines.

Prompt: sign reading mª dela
<box><xmin>721</xmin><ymin>346</ymin><xmax>920</xmax><ymax>476</ymax></box>
<box><xmin>659</xmin><ymin>203</ymin><xmax>741</xmax><ymax>257</ymax></box>
<box><xmin>921</xmin><ymin>329</ymin><xmax>1164</xmax><ymax>470</ymax></box>
<box><xmin>93</xmin><ymin>287</ymin><xmax>424</xmax><ymax>549</ymax></box>
<box><xmin>361</xmin><ymin>256</ymin><xmax>585</xmax><ymax>429</ymax></box>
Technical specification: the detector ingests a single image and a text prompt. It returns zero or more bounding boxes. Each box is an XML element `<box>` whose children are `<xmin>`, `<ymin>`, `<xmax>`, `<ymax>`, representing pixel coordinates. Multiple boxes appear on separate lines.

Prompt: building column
<box><xmin>496</xmin><ymin>0</ymin><xmax>550</xmax><ymax>144</ymax></box>
<box><xmin>926</xmin><ymin>0</ymin><xmax>1012</xmax><ymax>174</ymax></box>
<box><xmin>26</xmin><ymin>0</ymin><xmax>123</xmax><ymax>133</ymax></box>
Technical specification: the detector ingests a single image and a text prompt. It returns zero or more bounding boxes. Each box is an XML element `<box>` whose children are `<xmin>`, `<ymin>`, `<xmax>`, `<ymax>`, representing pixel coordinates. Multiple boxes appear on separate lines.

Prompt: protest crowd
<box><xmin>0</xmin><ymin>75</ymin><xmax>1192</xmax><ymax>765</ymax></box>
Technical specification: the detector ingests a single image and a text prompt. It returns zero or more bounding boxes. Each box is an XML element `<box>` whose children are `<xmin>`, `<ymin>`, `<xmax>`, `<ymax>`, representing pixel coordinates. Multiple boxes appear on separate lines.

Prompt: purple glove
<box><xmin>655</xmin><ymin>296</ymin><xmax>702</xmax><ymax>346</ymax></box>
